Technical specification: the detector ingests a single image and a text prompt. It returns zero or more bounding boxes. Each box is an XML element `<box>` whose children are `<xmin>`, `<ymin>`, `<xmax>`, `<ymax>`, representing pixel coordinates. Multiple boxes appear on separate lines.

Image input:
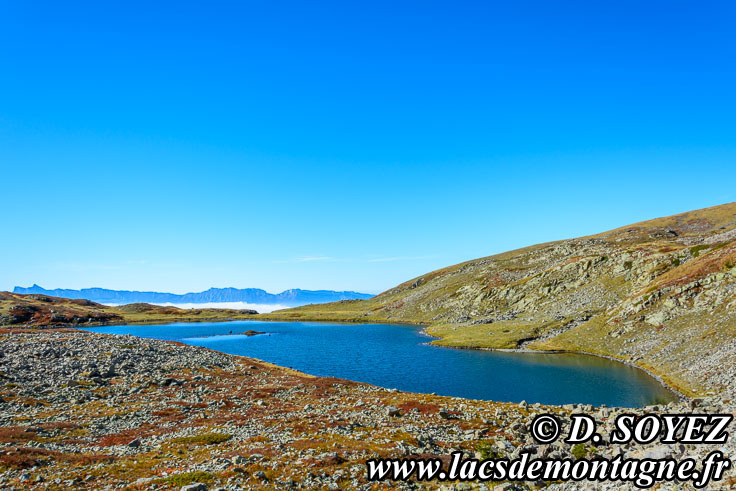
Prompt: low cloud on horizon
<box><xmin>102</xmin><ymin>302</ymin><xmax>291</xmax><ymax>314</ymax></box>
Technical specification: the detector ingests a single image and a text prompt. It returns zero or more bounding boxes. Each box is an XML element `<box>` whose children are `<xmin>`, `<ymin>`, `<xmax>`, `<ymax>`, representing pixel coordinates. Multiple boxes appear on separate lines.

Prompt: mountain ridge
<box><xmin>12</xmin><ymin>285</ymin><xmax>373</xmax><ymax>306</ymax></box>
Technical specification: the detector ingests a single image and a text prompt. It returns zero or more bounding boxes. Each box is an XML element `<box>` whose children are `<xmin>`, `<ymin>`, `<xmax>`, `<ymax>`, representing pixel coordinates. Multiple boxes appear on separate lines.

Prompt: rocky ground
<box><xmin>0</xmin><ymin>329</ymin><xmax>734</xmax><ymax>490</ymax></box>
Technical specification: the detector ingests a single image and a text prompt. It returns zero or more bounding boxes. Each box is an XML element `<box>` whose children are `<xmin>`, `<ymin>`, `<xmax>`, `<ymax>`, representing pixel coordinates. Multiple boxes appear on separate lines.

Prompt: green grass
<box><xmin>476</xmin><ymin>441</ymin><xmax>501</xmax><ymax>459</ymax></box>
<box><xmin>113</xmin><ymin>306</ymin><xmax>257</xmax><ymax>324</ymax></box>
<box><xmin>571</xmin><ymin>443</ymin><xmax>587</xmax><ymax>460</ymax></box>
<box><xmin>165</xmin><ymin>471</ymin><xmax>215</xmax><ymax>486</ymax></box>
<box><xmin>690</xmin><ymin>244</ymin><xmax>710</xmax><ymax>258</ymax></box>
<box><xmin>171</xmin><ymin>433</ymin><xmax>232</xmax><ymax>445</ymax></box>
<box><xmin>426</xmin><ymin>322</ymin><xmax>545</xmax><ymax>349</ymax></box>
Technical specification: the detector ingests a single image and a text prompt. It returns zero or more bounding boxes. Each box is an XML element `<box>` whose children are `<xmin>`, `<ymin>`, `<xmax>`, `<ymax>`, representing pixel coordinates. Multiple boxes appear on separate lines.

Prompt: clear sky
<box><xmin>1</xmin><ymin>1</ymin><xmax>735</xmax><ymax>294</ymax></box>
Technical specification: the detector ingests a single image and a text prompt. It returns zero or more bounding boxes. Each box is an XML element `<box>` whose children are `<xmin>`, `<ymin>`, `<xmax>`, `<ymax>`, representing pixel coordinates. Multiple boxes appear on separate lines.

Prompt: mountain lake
<box><xmin>85</xmin><ymin>320</ymin><xmax>678</xmax><ymax>407</ymax></box>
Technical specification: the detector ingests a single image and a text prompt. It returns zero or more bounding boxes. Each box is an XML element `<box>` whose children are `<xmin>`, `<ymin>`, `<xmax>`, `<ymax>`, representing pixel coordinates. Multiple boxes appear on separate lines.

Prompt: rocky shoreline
<box><xmin>0</xmin><ymin>328</ymin><xmax>734</xmax><ymax>489</ymax></box>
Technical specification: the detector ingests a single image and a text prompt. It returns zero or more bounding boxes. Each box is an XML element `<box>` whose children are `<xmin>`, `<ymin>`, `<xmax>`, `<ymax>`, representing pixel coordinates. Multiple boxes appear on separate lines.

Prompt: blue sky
<box><xmin>1</xmin><ymin>1</ymin><xmax>735</xmax><ymax>294</ymax></box>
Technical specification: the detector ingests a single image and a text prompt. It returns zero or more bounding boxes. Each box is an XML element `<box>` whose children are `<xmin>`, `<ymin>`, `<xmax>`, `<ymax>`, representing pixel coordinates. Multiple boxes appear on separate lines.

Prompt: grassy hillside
<box><xmin>0</xmin><ymin>292</ymin><xmax>258</xmax><ymax>327</ymax></box>
<box><xmin>260</xmin><ymin>202</ymin><xmax>736</xmax><ymax>397</ymax></box>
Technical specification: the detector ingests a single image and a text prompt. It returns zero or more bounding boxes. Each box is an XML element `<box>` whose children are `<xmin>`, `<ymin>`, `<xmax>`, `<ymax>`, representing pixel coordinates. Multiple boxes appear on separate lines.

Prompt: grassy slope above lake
<box><xmin>260</xmin><ymin>202</ymin><xmax>736</xmax><ymax>398</ymax></box>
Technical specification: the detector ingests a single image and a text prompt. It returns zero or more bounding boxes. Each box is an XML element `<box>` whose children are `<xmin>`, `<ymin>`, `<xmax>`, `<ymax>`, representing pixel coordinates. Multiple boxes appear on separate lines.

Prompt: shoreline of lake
<box><xmin>84</xmin><ymin>320</ymin><xmax>678</xmax><ymax>407</ymax></box>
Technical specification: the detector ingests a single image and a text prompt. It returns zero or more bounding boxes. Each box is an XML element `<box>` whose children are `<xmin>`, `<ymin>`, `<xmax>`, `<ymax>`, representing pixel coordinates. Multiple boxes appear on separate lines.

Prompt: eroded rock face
<box><xmin>5</xmin><ymin>305</ymin><xmax>37</xmax><ymax>324</ymax></box>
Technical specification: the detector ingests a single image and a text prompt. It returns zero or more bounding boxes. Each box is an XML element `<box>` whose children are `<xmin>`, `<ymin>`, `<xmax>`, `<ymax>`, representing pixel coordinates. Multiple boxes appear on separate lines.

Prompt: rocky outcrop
<box><xmin>0</xmin><ymin>293</ymin><xmax>122</xmax><ymax>327</ymax></box>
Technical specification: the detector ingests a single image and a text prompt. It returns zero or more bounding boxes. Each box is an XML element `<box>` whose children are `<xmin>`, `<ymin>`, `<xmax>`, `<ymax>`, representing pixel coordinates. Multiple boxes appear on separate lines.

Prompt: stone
<box><xmin>643</xmin><ymin>447</ymin><xmax>672</xmax><ymax>459</ymax></box>
<box><xmin>231</xmin><ymin>455</ymin><xmax>248</xmax><ymax>465</ymax></box>
<box><xmin>181</xmin><ymin>484</ymin><xmax>208</xmax><ymax>491</ymax></box>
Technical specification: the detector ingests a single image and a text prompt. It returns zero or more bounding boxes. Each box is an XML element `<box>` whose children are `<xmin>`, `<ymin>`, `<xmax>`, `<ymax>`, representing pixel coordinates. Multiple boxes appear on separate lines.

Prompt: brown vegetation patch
<box><xmin>290</xmin><ymin>438</ymin><xmax>327</xmax><ymax>451</ymax></box>
<box><xmin>397</xmin><ymin>400</ymin><xmax>440</xmax><ymax>415</ymax></box>
<box><xmin>6</xmin><ymin>396</ymin><xmax>48</xmax><ymax>407</ymax></box>
<box><xmin>169</xmin><ymin>400</ymin><xmax>208</xmax><ymax>409</ymax></box>
<box><xmin>95</xmin><ymin>424</ymin><xmax>164</xmax><ymax>447</ymax></box>
<box><xmin>240</xmin><ymin>387</ymin><xmax>281</xmax><ymax>399</ymax></box>
<box><xmin>655</xmin><ymin>241</ymin><xmax>736</xmax><ymax>289</ymax></box>
<box><xmin>306</xmin><ymin>453</ymin><xmax>347</xmax><ymax>467</ymax></box>
<box><xmin>481</xmin><ymin>273</ymin><xmax>506</xmax><ymax>289</ymax></box>
<box><xmin>152</xmin><ymin>408</ymin><xmax>189</xmax><ymax>423</ymax></box>
<box><xmin>303</xmin><ymin>377</ymin><xmax>354</xmax><ymax>396</ymax></box>
<box><xmin>0</xmin><ymin>446</ymin><xmax>113</xmax><ymax>469</ymax></box>
<box><xmin>325</xmin><ymin>419</ymin><xmax>351</xmax><ymax>429</ymax></box>
<box><xmin>0</xmin><ymin>426</ymin><xmax>39</xmax><ymax>444</ymax></box>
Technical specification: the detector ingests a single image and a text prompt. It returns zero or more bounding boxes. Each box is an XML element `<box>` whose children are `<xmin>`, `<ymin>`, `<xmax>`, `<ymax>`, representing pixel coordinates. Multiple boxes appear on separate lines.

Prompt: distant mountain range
<box><xmin>12</xmin><ymin>285</ymin><xmax>373</xmax><ymax>306</ymax></box>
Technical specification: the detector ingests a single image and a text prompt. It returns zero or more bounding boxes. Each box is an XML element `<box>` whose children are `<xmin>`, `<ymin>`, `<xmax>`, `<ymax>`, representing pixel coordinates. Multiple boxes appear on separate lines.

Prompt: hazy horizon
<box><xmin>101</xmin><ymin>302</ymin><xmax>292</xmax><ymax>314</ymax></box>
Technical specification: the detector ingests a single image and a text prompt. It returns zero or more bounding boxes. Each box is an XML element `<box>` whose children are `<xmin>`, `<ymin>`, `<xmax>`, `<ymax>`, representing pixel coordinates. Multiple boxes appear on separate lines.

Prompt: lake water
<box><xmin>85</xmin><ymin>321</ymin><xmax>677</xmax><ymax>407</ymax></box>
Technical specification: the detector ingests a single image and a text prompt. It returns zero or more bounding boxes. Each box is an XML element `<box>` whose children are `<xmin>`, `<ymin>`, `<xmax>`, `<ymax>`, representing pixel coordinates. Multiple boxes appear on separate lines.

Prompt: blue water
<box><xmin>85</xmin><ymin>321</ymin><xmax>676</xmax><ymax>407</ymax></box>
